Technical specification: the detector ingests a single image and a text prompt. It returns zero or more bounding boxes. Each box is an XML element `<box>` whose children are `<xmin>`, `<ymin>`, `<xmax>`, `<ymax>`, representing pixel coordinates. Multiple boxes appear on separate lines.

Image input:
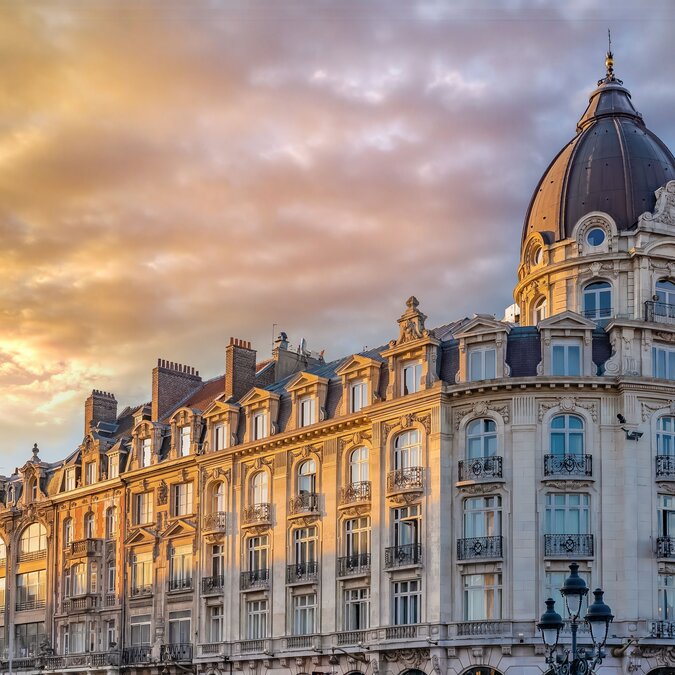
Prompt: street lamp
<box><xmin>537</xmin><ymin>562</ymin><xmax>614</xmax><ymax>675</ymax></box>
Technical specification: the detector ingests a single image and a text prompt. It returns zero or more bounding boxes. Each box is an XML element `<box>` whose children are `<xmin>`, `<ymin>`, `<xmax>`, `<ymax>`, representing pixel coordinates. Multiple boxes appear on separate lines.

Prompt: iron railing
<box><xmin>650</xmin><ymin>620</ymin><xmax>675</xmax><ymax>638</ymax></box>
<box><xmin>160</xmin><ymin>643</ymin><xmax>193</xmax><ymax>662</ymax></box>
<box><xmin>242</xmin><ymin>503</ymin><xmax>272</xmax><ymax>525</ymax></box>
<box><xmin>656</xmin><ymin>455</ymin><xmax>675</xmax><ymax>478</ymax></box>
<box><xmin>337</xmin><ymin>553</ymin><xmax>371</xmax><ymax>576</ymax></box>
<box><xmin>544</xmin><ymin>454</ymin><xmax>592</xmax><ymax>477</ymax></box>
<box><xmin>123</xmin><ymin>646</ymin><xmax>152</xmax><ymax>664</ymax></box>
<box><xmin>387</xmin><ymin>467</ymin><xmax>423</xmax><ymax>492</ymax></box>
<box><xmin>384</xmin><ymin>543</ymin><xmax>422</xmax><ymax>568</ymax></box>
<box><xmin>15</xmin><ymin>598</ymin><xmax>46</xmax><ymax>611</ymax></box>
<box><xmin>339</xmin><ymin>481</ymin><xmax>371</xmax><ymax>505</ymax></box>
<box><xmin>657</xmin><ymin>536</ymin><xmax>675</xmax><ymax>558</ymax></box>
<box><xmin>286</xmin><ymin>561</ymin><xmax>319</xmax><ymax>583</ymax></box>
<box><xmin>457</xmin><ymin>536</ymin><xmax>503</xmax><ymax>560</ymax></box>
<box><xmin>240</xmin><ymin>568</ymin><xmax>270</xmax><ymax>590</ymax></box>
<box><xmin>544</xmin><ymin>534</ymin><xmax>594</xmax><ymax>557</ymax></box>
<box><xmin>289</xmin><ymin>493</ymin><xmax>319</xmax><ymax>515</ymax></box>
<box><xmin>203</xmin><ymin>512</ymin><xmax>227</xmax><ymax>532</ymax></box>
<box><xmin>130</xmin><ymin>584</ymin><xmax>153</xmax><ymax>597</ymax></box>
<box><xmin>646</xmin><ymin>300</ymin><xmax>675</xmax><ymax>325</ymax></box>
<box><xmin>168</xmin><ymin>577</ymin><xmax>193</xmax><ymax>592</ymax></box>
<box><xmin>202</xmin><ymin>574</ymin><xmax>225</xmax><ymax>594</ymax></box>
<box><xmin>458</xmin><ymin>456</ymin><xmax>503</xmax><ymax>481</ymax></box>
<box><xmin>582</xmin><ymin>308</ymin><xmax>613</xmax><ymax>321</ymax></box>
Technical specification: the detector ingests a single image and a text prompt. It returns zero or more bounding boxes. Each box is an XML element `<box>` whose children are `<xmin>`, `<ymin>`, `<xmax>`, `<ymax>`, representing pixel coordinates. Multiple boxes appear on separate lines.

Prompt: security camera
<box><xmin>617</xmin><ymin>414</ymin><xmax>627</xmax><ymax>424</ymax></box>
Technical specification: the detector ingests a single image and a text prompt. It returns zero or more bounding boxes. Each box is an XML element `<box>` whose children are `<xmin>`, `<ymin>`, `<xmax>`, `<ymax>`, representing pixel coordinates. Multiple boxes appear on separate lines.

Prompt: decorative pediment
<box><xmin>203</xmin><ymin>397</ymin><xmax>239</xmax><ymax>418</ymax></box>
<box><xmin>239</xmin><ymin>387</ymin><xmax>280</xmax><ymax>408</ymax></box>
<box><xmin>286</xmin><ymin>371</ymin><xmax>329</xmax><ymax>393</ymax></box>
<box><xmin>124</xmin><ymin>527</ymin><xmax>155</xmax><ymax>546</ymax></box>
<box><xmin>537</xmin><ymin>310</ymin><xmax>597</xmax><ymax>331</ymax></box>
<box><xmin>163</xmin><ymin>518</ymin><xmax>196</xmax><ymax>539</ymax></box>
<box><xmin>454</xmin><ymin>315</ymin><xmax>512</xmax><ymax>340</ymax></box>
<box><xmin>335</xmin><ymin>354</ymin><xmax>382</xmax><ymax>377</ymax></box>
<box><xmin>168</xmin><ymin>407</ymin><xmax>200</xmax><ymax>426</ymax></box>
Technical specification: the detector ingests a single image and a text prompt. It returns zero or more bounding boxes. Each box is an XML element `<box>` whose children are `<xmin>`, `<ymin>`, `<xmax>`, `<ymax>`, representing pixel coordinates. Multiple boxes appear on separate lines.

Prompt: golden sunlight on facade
<box><xmin>3</xmin><ymin>52</ymin><xmax>675</xmax><ymax>675</ymax></box>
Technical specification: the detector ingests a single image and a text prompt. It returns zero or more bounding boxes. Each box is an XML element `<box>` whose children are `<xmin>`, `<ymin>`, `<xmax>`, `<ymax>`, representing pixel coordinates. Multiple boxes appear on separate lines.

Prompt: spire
<box><xmin>598</xmin><ymin>29</ymin><xmax>622</xmax><ymax>86</ymax></box>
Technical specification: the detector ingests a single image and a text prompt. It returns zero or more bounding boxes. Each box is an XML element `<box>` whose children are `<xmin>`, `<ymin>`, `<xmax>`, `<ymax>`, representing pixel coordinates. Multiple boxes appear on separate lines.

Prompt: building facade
<box><xmin>1</xmin><ymin>56</ymin><xmax>675</xmax><ymax>675</ymax></box>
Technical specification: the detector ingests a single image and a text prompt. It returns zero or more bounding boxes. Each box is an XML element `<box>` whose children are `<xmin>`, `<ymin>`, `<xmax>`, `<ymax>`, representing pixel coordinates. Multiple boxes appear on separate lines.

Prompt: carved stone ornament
<box><xmin>538</xmin><ymin>397</ymin><xmax>597</xmax><ymax>422</ymax></box>
<box><xmin>656</xmin><ymin>482</ymin><xmax>675</xmax><ymax>495</ymax></box>
<box><xmin>544</xmin><ymin>480</ymin><xmax>593</xmax><ymax>490</ymax></box>
<box><xmin>642</xmin><ymin>400</ymin><xmax>675</xmax><ymax>422</ymax></box>
<box><xmin>387</xmin><ymin>492</ymin><xmax>423</xmax><ymax>505</ymax></box>
<box><xmin>454</xmin><ymin>400</ymin><xmax>510</xmax><ymax>430</ymax></box>
<box><xmin>390</xmin><ymin>296</ymin><xmax>429</xmax><ymax>347</ymax></box>
<box><xmin>431</xmin><ymin>655</ymin><xmax>441</xmax><ymax>674</ymax></box>
<box><xmin>383</xmin><ymin>413</ymin><xmax>431</xmax><ymax>439</ymax></box>
<box><xmin>655</xmin><ymin>331</ymin><xmax>675</xmax><ymax>344</ymax></box>
<box><xmin>632</xmin><ymin>645</ymin><xmax>675</xmax><ymax>665</ymax></box>
<box><xmin>641</xmin><ymin>179</ymin><xmax>675</xmax><ymax>227</ymax></box>
<box><xmin>382</xmin><ymin>648</ymin><xmax>429</xmax><ymax>668</ymax></box>
<box><xmin>458</xmin><ymin>482</ymin><xmax>504</xmax><ymax>495</ymax></box>
<box><xmin>157</xmin><ymin>480</ymin><xmax>168</xmax><ymax>506</ymax></box>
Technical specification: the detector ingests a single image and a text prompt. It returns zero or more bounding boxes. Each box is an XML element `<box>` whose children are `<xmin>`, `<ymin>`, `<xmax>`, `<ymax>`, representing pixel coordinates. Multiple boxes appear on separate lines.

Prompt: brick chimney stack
<box><xmin>84</xmin><ymin>390</ymin><xmax>118</xmax><ymax>435</ymax></box>
<box><xmin>152</xmin><ymin>359</ymin><xmax>202</xmax><ymax>422</ymax></box>
<box><xmin>225</xmin><ymin>338</ymin><xmax>257</xmax><ymax>402</ymax></box>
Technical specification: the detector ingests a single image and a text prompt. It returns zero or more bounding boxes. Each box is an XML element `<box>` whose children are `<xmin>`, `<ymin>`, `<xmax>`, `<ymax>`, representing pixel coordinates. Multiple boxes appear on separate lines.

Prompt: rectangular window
<box><xmin>172</xmin><ymin>482</ymin><xmax>193</xmax><ymax>517</ymax></box>
<box><xmin>253</xmin><ymin>412</ymin><xmax>268</xmax><ymax>440</ymax></box>
<box><xmin>180</xmin><ymin>426</ymin><xmax>191</xmax><ymax>456</ymax></box>
<box><xmin>345</xmin><ymin>517</ymin><xmax>370</xmax><ymax>556</ymax></box>
<box><xmin>211</xmin><ymin>544</ymin><xmax>225</xmax><ymax>577</ymax></box>
<box><xmin>292</xmin><ymin>593</ymin><xmax>316</xmax><ymax>635</ymax></box>
<box><xmin>208</xmin><ymin>605</ymin><xmax>224</xmax><ymax>643</ymax></box>
<box><xmin>108</xmin><ymin>455</ymin><xmax>119</xmax><ymax>479</ymax></box>
<box><xmin>463</xmin><ymin>495</ymin><xmax>502</xmax><ymax>537</ymax></box>
<box><xmin>392</xmin><ymin>579</ymin><xmax>421</xmax><ymax>625</ymax></box>
<box><xmin>552</xmin><ymin>342</ymin><xmax>581</xmax><ymax>376</ymax></box>
<box><xmin>16</xmin><ymin>571</ymin><xmax>46</xmax><ymax>610</ymax></box>
<box><xmin>246</xmin><ymin>599</ymin><xmax>269</xmax><ymax>639</ymax></box>
<box><xmin>350</xmin><ymin>381</ymin><xmax>368</xmax><ymax>413</ymax></box>
<box><xmin>393</xmin><ymin>504</ymin><xmax>420</xmax><ymax>548</ymax></box>
<box><xmin>299</xmin><ymin>397</ymin><xmax>316</xmax><ymax>427</ymax></box>
<box><xmin>468</xmin><ymin>347</ymin><xmax>496</xmax><ymax>381</ymax></box>
<box><xmin>106</xmin><ymin>620</ymin><xmax>117</xmax><ymax>650</ymax></box>
<box><xmin>107</xmin><ymin>561</ymin><xmax>116</xmax><ymax>593</ymax></box>
<box><xmin>402</xmin><ymin>362</ymin><xmax>422</xmax><ymax>395</ymax></box>
<box><xmin>0</xmin><ymin>578</ymin><xmax>5</xmax><ymax>611</ymax></box>
<box><xmin>344</xmin><ymin>587</ymin><xmax>369</xmax><ymax>630</ymax></box>
<box><xmin>141</xmin><ymin>438</ymin><xmax>152</xmax><ymax>467</ymax></box>
<box><xmin>134</xmin><ymin>492</ymin><xmax>153</xmax><ymax>525</ymax></box>
<box><xmin>169</xmin><ymin>544</ymin><xmax>192</xmax><ymax>589</ymax></box>
<box><xmin>90</xmin><ymin>562</ymin><xmax>98</xmax><ymax>594</ymax></box>
<box><xmin>84</xmin><ymin>462</ymin><xmax>96</xmax><ymax>486</ymax></box>
<box><xmin>653</xmin><ymin>346</ymin><xmax>675</xmax><ymax>380</ymax></box>
<box><xmin>247</xmin><ymin>535</ymin><xmax>269</xmax><ymax>572</ymax></box>
<box><xmin>658</xmin><ymin>495</ymin><xmax>675</xmax><ymax>537</ymax></box>
<box><xmin>65</xmin><ymin>469</ymin><xmax>76</xmax><ymax>491</ymax></box>
<box><xmin>14</xmin><ymin>622</ymin><xmax>45</xmax><ymax>658</ymax></box>
<box><xmin>463</xmin><ymin>573</ymin><xmax>501</xmax><ymax>620</ymax></box>
<box><xmin>293</xmin><ymin>528</ymin><xmax>317</xmax><ymax>564</ymax></box>
<box><xmin>545</xmin><ymin>570</ymin><xmax>590</xmax><ymax>618</ymax></box>
<box><xmin>130</xmin><ymin>614</ymin><xmax>151</xmax><ymax>646</ymax></box>
<box><xmin>659</xmin><ymin>574</ymin><xmax>675</xmax><ymax>621</ymax></box>
<box><xmin>214</xmin><ymin>423</ymin><xmax>227</xmax><ymax>451</ymax></box>
<box><xmin>168</xmin><ymin>610</ymin><xmax>191</xmax><ymax>644</ymax></box>
<box><xmin>131</xmin><ymin>551</ymin><xmax>153</xmax><ymax>592</ymax></box>
<box><xmin>72</xmin><ymin>564</ymin><xmax>86</xmax><ymax>596</ymax></box>
<box><xmin>545</xmin><ymin>493</ymin><xmax>590</xmax><ymax>534</ymax></box>
<box><xmin>70</xmin><ymin>622</ymin><xmax>86</xmax><ymax>654</ymax></box>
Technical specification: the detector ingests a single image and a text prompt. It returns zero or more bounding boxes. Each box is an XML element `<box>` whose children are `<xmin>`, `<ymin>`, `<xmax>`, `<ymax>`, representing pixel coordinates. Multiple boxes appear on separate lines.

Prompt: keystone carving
<box><xmin>642</xmin><ymin>400</ymin><xmax>675</xmax><ymax>422</ymax></box>
<box><xmin>538</xmin><ymin>397</ymin><xmax>597</xmax><ymax>422</ymax></box>
<box><xmin>454</xmin><ymin>400</ymin><xmax>510</xmax><ymax>430</ymax></box>
<box><xmin>382</xmin><ymin>648</ymin><xmax>429</xmax><ymax>667</ymax></box>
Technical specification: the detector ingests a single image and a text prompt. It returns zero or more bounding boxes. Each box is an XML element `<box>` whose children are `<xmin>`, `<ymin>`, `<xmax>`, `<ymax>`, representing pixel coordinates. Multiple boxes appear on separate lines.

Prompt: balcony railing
<box><xmin>17</xmin><ymin>549</ymin><xmax>46</xmax><ymax>563</ymax></box>
<box><xmin>457</xmin><ymin>536</ymin><xmax>503</xmax><ymax>560</ymax></box>
<box><xmin>15</xmin><ymin>598</ymin><xmax>46</xmax><ymax>612</ymax></box>
<box><xmin>123</xmin><ymin>645</ymin><xmax>152</xmax><ymax>664</ymax></box>
<box><xmin>168</xmin><ymin>577</ymin><xmax>193</xmax><ymax>592</ymax></box>
<box><xmin>385</xmin><ymin>625</ymin><xmax>417</xmax><ymax>640</ymax></box>
<box><xmin>242</xmin><ymin>503</ymin><xmax>272</xmax><ymax>526</ymax></box>
<box><xmin>339</xmin><ymin>481</ymin><xmax>372</xmax><ymax>506</ymax></box>
<box><xmin>286</xmin><ymin>561</ymin><xmax>319</xmax><ymax>584</ymax></box>
<box><xmin>161</xmin><ymin>643</ymin><xmax>193</xmax><ymax>662</ymax></box>
<box><xmin>285</xmin><ymin>635</ymin><xmax>317</xmax><ymax>650</ymax></box>
<box><xmin>130</xmin><ymin>584</ymin><xmax>153</xmax><ymax>597</ymax></box>
<box><xmin>649</xmin><ymin>620</ymin><xmax>675</xmax><ymax>638</ymax></box>
<box><xmin>203</xmin><ymin>512</ymin><xmax>227</xmax><ymax>532</ymax></box>
<box><xmin>336</xmin><ymin>630</ymin><xmax>368</xmax><ymax>646</ymax></box>
<box><xmin>582</xmin><ymin>308</ymin><xmax>613</xmax><ymax>321</ymax></box>
<box><xmin>657</xmin><ymin>536</ymin><xmax>675</xmax><ymax>558</ymax></box>
<box><xmin>656</xmin><ymin>455</ymin><xmax>675</xmax><ymax>478</ymax></box>
<box><xmin>386</xmin><ymin>467</ymin><xmax>423</xmax><ymax>493</ymax></box>
<box><xmin>45</xmin><ymin>653</ymin><xmax>121</xmax><ymax>669</ymax></box>
<box><xmin>237</xmin><ymin>639</ymin><xmax>266</xmax><ymax>654</ymax></box>
<box><xmin>289</xmin><ymin>493</ymin><xmax>319</xmax><ymax>516</ymax></box>
<box><xmin>384</xmin><ymin>543</ymin><xmax>422</xmax><ymax>568</ymax></box>
<box><xmin>458</xmin><ymin>456</ymin><xmax>503</xmax><ymax>482</ymax></box>
<box><xmin>200</xmin><ymin>642</ymin><xmax>227</xmax><ymax>656</ymax></box>
<box><xmin>67</xmin><ymin>538</ymin><xmax>102</xmax><ymax>558</ymax></box>
<box><xmin>544</xmin><ymin>454</ymin><xmax>592</xmax><ymax>477</ymax></box>
<box><xmin>104</xmin><ymin>593</ymin><xmax>118</xmax><ymax>607</ymax></box>
<box><xmin>646</xmin><ymin>300</ymin><xmax>675</xmax><ymax>325</ymax></box>
<box><xmin>1</xmin><ymin>658</ymin><xmax>38</xmax><ymax>670</ymax></box>
<box><xmin>202</xmin><ymin>574</ymin><xmax>225</xmax><ymax>594</ymax></box>
<box><xmin>337</xmin><ymin>553</ymin><xmax>371</xmax><ymax>577</ymax></box>
<box><xmin>456</xmin><ymin>621</ymin><xmax>508</xmax><ymax>636</ymax></box>
<box><xmin>544</xmin><ymin>534</ymin><xmax>594</xmax><ymax>557</ymax></box>
<box><xmin>240</xmin><ymin>568</ymin><xmax>270</xmax><ymax>590</ymax></box>
<box><xmin>63</xmin><ymin>595</ymin><xmax>100</xmax><ymax>612</ymax></box>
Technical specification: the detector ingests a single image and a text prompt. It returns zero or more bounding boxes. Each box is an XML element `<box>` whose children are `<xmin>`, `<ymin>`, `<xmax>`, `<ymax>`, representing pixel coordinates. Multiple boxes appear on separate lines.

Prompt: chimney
<box><xmin>225</xmin><ymin>337</ymin><xmax>257</xmax><ymax>401</ymax></box>
<box><xmin>152</xmin><ymin>360</ymin><xmax>202</xmax><ymax>422</ymax></box>
<box><xmin>84</xmin><ymin>390</ymin><xmax>118</xmax><ymax>435</ymax></box>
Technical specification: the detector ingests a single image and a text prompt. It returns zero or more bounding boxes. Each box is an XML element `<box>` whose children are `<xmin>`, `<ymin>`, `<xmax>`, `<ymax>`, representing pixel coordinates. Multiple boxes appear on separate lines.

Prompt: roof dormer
<box><xmin>536</xmin><ymin>310</ymin><xmax>597</xmax><ymax>376</ymax></box>
<box><xmin>335</xmin><ymin>354</ymin><xmax>382</xmax><ymax>415</ymax></box>
<box><xmin>454</xmin><ymin>315</ymin><xmax>511</xmax><ymax>384</ymax></box>
<box><xmin>239</xmin><ymin>388</ymin><xmax>281</xmax><ymax>442</ymax></box>
<box><xmin>285</xmin><ymin>371</ymin><xmax>329</xmax><ymax>430</ymax></box>
<box><xmin>202</xmin><ymin>397</ymin><xmax>241</xmax><ymax>452</ymax></box>
<box><xmin>168</xmin><ymin>407</ymin><xmax>203</xmax><ymax>459</ymax></box>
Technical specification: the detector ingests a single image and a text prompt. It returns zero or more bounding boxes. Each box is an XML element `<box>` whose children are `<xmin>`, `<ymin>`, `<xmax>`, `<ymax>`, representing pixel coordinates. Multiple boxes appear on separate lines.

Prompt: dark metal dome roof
<box><xmin>522</xmin><ymin>68</ymin><xmax>675</xmax><ymax>247</ymax></box>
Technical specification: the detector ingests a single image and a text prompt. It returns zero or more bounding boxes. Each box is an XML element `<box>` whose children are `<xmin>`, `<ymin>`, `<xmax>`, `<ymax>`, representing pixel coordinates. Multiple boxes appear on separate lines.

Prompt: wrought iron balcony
<box><xmin>240</xmin><ymin>568</ymin><xmax>270</xmax><ymax>590</ymax></box>
<box><xmin>1</xmin><ymin>658</ymin><xmax>38</xmax><ymax>670</ymax></box>
<box><xmin>646</xmin><ymin>300</ymin><xmax>675</xmax><ymax>325</ymax></box>
<box><xmin>649</xmin><ymin>620</ymin><xmax>675</xmax><ymax>638</ymax></box>
<box><xmin>202</xmin><ymin>574</ymin><xmax>225</xmax><ymax>594</ymax></box>
<box><xmin>286</xmin><ymin>561</ymin><xmax>319</xmax><ymax>584</ymax></box>
<box><xmin>657</xmin><ymin>536</ymin><xmax>675</xmax><ymax>558</ymax></box>
<box><xmin>457</xmin><ymin>536</ymin><xmax>503</xmax><ymax>560</ymax></box>
<box><xmin>289</xmin><ymin>493</ymin><xmax>319</xmax><ymax>516</ymax></box>
<box><xmin>339</xmin><ymin>481</ymin><xmax>371</xmax><ymax>506</ymax></box>
<box><xmin>384</xmin><ymin>543</ymin><xmax>422</xmax><ymax>568</ymax></box>
<box><xmin>337</xmin><ymin>553</ymin><xmax>371</xmax><ymax>576</ymax></box>
<box><xmin>160</xmin><ymin>643</ymin><xmax>193</xmax><ymax>662</ymax></box>
<box><xmin>168</xmin><ymin>577</ymin><xmax>193</xmax><ymax>592</ymax></box>
<box><xmin>386</xmin><ymin>467</ymin><xmax>423</xmax><ymax>493</ymax></box>
<box><xmin>130</xmin><ymin>584</ymin><xmax>153</xmax><ymax>597</ymax></box>
<box><xmin>242</xmin><ymin>503</ymin><xmax>272</xmax><ymax>526</ymax></box>
<box><xmin>458</xmin><ymin>456</ymin><xmax>503</xmax><ymax>482</ymax></box>
<box><xmin>656</xmin><ymin>455</ymin><xmax>675</xmax><ymax>478</ymax></box>
<box><xmin>544</xmin><ymin>534</ymin><xmax>594</xmax><ymax>557</ymax></box>
<box><xmin>123</xmin><ymin>646</ymin><xmax>152</xmax><ymax>665</ymax></box>
<box><xmin>203</xmin><ymin>511</ymin><xmax>227</xmax><ymax>532</ymax></box>
<box><xmin>544</xmin><ymin>453</ymin><xmax>592</xmax><ymax>477</ymax></box>
<box><xmin>582</xmin><ymin>307</ymin><xmax>613</xmax><ymax>321</ymax></box>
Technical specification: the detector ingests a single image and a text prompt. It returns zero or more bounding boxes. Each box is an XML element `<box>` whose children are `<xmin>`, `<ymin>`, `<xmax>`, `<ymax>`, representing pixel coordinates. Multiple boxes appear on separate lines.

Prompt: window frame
<box><xmin>467</xmin><ymin>346</ymin><xmax>497</xmax><ymax>382</ymax></box>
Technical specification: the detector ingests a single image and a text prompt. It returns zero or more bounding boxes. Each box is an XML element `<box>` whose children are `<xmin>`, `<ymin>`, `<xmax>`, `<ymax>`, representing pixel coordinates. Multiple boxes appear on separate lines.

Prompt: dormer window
<box><xmin>65</xmin><ymin>469</ymin><xmax>76</xmax><ymax>492</ymax></box>
<box><xmin>253</xmin><ymin>412</ymin><xmax>268</xmax><ymax>441</ymax></box>
<box><xmin>84</xmin><ymin>462</ymin><xmax>96</xmax><ymax>486</ymax></box>
<box><xmin>213</xmin><ymin>423</ymin><xmax>227</xmax><ymax>451</ymax></box>
<box><xmin>179</xmin><ymin>426</ymin><xmax>191</xmax><ymax>456</ymax></box>
<box><xmin>141</xmin><ymin>438</ymin><xmax>152</xmax><ymax>468</ymax></box>
<box><xmin>583</xmin><ymin>281</ymin><xmax>611</xmax><ymax>320</ymax></box>
<box><xmin>108</xmin><ymin>455</ymin><xmax>119</xmax><ymax>479</ymax></box>
<box><xmin>350</xmin><ymin>381</ymin><xmax>368</xmax><ymax>413</ymax></box>
<box><xmin>28</xmin><ymin>479</ymin><xmax>38</xmax><ymax>502</ymax></box>
<box><xmin>402</xmin><ymin>361</ymin><xmax>422</xmax><ymax>395</ymax></box>
<box><xmin>299</xmin><ymin>397</ymin><xmax>316</xmax><ymax>427</ymax></box>
<box><xmin>468</xmin><ymin>346</ymin><xmax>496</xmax><ymax>382</ymax></box>
<box><xmin>552</xmin><ymin>341</ymin><xmax>581</xmax><ymax>376</ymax></box>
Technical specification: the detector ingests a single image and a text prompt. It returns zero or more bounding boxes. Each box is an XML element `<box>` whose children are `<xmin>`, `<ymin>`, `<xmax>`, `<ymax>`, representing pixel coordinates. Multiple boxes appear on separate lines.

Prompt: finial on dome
<box><xmin>605</xmin><ymin>28</ymin><xmax>614</xmax><ymax>79</ymax></box>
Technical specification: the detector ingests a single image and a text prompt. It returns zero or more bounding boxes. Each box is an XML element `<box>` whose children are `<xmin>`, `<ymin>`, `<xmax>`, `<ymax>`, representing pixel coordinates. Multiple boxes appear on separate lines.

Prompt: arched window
<box><xmin>533</xmin><ymin>297</ymin><xmax>547</xmax><ymax>324</ymax></box>
<box><xmin>251</xmin><ymin>472</ymin><xmax>269</xmax><ymax>505</ymax></box>
<box><xmin>105</xmin><ymin>508</ymin><xmax>117</xmax><ymax>540</ymax></box>
<box><xmin>19</xmin><ymin>523</ymin><xmax>47</xmax><ymax>557</ymax></box>
<box><xmin>583</xmin><ymin>281</ymin><xmax>611</xmax><ymax>319</ymax></box>
<box><xmin>84</xmin><ymin>512</ymin><xmax>95</xmax><ymax>539</ymax></box>
<box><xmin>64</xmin><ymin>518</ymin><xmax>73</xmax><ymax>547</ymax></box>
<box><xmin>27</xmin><ymin>478</ymin><xmax>38</xmax><ymax>502</ymax></box>
<box><xmin>657</xmin><ymin>416</ymin><xmax>675</xmax><ymax>456</ymax></box>
<box><xmin>550</xmin><ymin>415</ymin><xmax>584</xmax><ymax>456</ymax></box>
<box><xmin>656</xmin><ymin>279</ymin><xmax>675</xmax><ymax>306</ymax></box>
<box><xmin>211</xmin><ymin>482</ymin><xmax>226</xmax><ymax>513</ymax></box>
<box><xmin>297</xmin><ymin>460</ymin><xmax>317</xmax><ymax>495</ymax></box>
<box><xmin>393</xmin><ymin>430</ymin><xmax>421</xmax><ymax>470</ymax></box>
<box><xmin>349</xmin><ymin>447</ymin><xmax>369</xmax><ymax>483</ymax></box>
<box><xmin>466</xmin><ymin>419</ymin><xmax>497</xmax><ymax>459</ymax></box>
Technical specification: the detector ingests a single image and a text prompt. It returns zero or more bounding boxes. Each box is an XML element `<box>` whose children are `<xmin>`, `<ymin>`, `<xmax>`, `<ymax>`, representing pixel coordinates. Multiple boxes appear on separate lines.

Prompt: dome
<box><xmin>522</xmin><ymin>59</ymin><xmax>675</xmax><ymax>247</ymax></box>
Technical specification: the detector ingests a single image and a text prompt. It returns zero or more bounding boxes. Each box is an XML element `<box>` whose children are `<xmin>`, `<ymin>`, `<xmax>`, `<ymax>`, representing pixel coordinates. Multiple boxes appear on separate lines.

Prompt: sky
<box><xmin>1</xmin><ymin>0</ymin><xmax>675</xmax><ymax>471</ymax></box>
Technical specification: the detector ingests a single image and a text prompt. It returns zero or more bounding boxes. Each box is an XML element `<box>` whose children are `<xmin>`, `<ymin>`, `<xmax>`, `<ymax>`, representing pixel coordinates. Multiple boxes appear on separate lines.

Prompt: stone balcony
<box><xmin>65</xmin><ymin>538</ymin><xmax>103</xmax><ymax>560</ymax></box>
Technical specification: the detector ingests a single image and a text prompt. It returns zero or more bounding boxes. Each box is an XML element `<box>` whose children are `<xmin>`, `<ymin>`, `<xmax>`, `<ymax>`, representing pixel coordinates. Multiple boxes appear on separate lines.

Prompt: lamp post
<box><xmin>537</xmin><ymin>562</ymin><xmax>614</xmax><ymax>675</ymax></box>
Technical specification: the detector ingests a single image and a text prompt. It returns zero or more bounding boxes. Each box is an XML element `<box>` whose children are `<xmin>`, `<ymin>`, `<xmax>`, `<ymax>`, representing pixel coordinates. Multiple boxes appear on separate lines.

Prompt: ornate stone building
<box><xmin>1</xmin><ymin>54</ymin><xmax>675</xmax><ymax>675</ymax></box>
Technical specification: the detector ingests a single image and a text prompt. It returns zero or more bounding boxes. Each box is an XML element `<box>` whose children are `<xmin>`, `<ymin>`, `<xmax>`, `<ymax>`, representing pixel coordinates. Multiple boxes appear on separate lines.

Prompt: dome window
<box><xmin>532</xmin><ymin>246</ymin><xmax>543</xmax><ymax>266</ymax></box>
<box><xmin>586</xmin><ymin>228</ymin><xmax>606</xmax><ymax>247</ymax></box>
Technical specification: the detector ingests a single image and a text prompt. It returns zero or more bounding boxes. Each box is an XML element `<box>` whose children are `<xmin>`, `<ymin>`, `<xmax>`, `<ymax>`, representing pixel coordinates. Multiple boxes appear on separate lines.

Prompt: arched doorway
<box><xmin>647</xmin><ymin>669</ymin><xmax>675</xmax><ymax>675</ymax></box>
<box><xmin>400</xmin><ymin>670</ymin><xmax>426</xmax><ymax>675</ymax></box>
<box><xmin>460</xmin><ymin>669</ymin><xmax>504</xmax><ymax>675</ymax></box>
